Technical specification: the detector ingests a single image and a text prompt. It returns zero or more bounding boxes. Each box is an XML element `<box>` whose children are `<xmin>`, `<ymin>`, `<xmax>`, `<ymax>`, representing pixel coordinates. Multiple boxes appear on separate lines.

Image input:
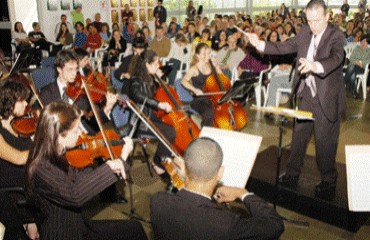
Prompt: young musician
<box><xmin>39</xmin><ymin>49</ymin><xmax>116</xmax><ymax>134</ymax></box>
<box><xmin>181</xmin><ymin>42</ymin><xmax>223</xmax><ymax>126</ymax></box>
<box><xmin>151</xmin><ymin>137</ymin><xmax>284</xmax><ymax>240</ymax></box>
<box><xmin>128</xmin><ymin>49</ymin><xmax>176</xmax><ymax>174</ymax></box>
<box><xmin>0</xmin><ymin>80</ymin><xmax>39</xmax><ymax>239</ymax></box>
<box><xmin>25</xmin><ymin>101</ymin><xmax>148</xmax><ymax>239</ymax></box>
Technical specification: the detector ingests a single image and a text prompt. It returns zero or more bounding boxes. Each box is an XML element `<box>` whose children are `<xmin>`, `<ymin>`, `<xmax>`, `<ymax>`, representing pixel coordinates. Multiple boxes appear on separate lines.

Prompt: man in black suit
<box><xmin>247</xmin><ymin>0</ymin><xmax>346</xmax><ymax>198</ymax></box>
<box><xmin>39</xmin><ymin>49</ymin><xmax>116</xmax><ymax>133</ymax></box>
<box><xmin>150</xmin><ymin>137</ymin><xmax>284</xmax><ymax>240</ymax></box>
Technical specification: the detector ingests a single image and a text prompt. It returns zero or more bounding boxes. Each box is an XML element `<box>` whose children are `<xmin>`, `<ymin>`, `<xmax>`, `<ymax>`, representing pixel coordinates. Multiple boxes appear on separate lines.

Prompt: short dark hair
<box><xmin>184</xmin><ymin>137</ymin><xmax>223</xmax><ymax>181</ymax></box>
<box><xmin>54</xmin><ymin>49</ymin><xmax>79</xmax><ymax>71</ymax></box>
<box><xmin>0</xmin><ymin>80</ymin><xmax>30</xmax><ymax>120</ymax></box>
<box><xmin>32</xmin><ymin>22</ymin><xmax>39</xmax><ymax>28</ymax></box>
<box><xmin>132</xmin><ymin>37</ymin><xmax>148</xmax><ymax>49</ymax></box>
<box><xmin>74</xmin><ymin>48</ymin><xmax>88</xmax><ymax>60</ymax></box>
<box><xmin>306</xmin><ymin>0</ymin><xmax>327</xmax><ymax>13</ymax></box>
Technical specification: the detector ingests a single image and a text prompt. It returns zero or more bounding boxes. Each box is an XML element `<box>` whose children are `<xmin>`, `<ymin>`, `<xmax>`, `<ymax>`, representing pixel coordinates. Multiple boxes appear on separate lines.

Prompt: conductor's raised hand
<box><xmin>244</xmin><ymin>33</ymin><xmax>260</xmax><ymax>47</ymax></box>
<box><xmin>298</xmin><ymin>58</ymin><xmax>317</xmax><ymax>74</ymax></box>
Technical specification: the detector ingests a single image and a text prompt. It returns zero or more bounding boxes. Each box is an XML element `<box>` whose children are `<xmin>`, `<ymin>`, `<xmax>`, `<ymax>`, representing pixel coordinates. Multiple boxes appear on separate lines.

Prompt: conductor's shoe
<box><xmin>315</xmin><ymin>181</ymin><xmax>336</xmax><ymax>200</ymax></box>
<box><xmin>278</xmin><ymin>174</ymin><xmax>298</xmax><ymax>189</ymax></box>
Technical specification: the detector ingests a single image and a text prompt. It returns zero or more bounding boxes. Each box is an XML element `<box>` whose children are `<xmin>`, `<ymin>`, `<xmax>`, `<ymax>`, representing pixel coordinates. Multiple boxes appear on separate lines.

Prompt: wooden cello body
<box><xmin>154</xmin><ymin>75</ymin><xmax>200</xmax><ymax>154</ymax></box>
<box><xmin>203</xmin><ymin>60</ymin><xmax>248</xmax><ymax>130</ymax></box>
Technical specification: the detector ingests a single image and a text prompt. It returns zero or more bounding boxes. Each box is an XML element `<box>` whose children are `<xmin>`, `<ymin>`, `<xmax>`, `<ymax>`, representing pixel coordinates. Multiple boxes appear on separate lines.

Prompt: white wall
<box><xmin>36</xmin><ymin>0</ymin><xmax>110</xmax><ymax>41</ymax></box>
<box><xmin>8</xmin><ymin>0</ymin><xmax>38</xmax><ymax>33</ymax></box>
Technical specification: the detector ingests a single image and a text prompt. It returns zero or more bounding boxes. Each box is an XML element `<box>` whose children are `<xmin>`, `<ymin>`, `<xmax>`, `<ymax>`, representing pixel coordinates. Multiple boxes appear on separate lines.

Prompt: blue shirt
<box><xmin>74</xmin><ymin>31</ymin><xmax>87</xmax><ymax>48</ymax></box>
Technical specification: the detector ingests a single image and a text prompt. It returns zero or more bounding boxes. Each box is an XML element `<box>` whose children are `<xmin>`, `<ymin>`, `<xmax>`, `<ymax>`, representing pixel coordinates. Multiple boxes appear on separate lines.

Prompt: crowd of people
<box><xmin>2</xmin><ymin>0</ymin><xmax>370</xmax><ymax>239</ymax></box>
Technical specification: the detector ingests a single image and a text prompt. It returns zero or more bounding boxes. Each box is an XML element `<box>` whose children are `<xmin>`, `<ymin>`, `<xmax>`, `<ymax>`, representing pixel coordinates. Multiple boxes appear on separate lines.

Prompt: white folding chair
<box><xmin>356</xmin><ymin>62</ymin><xmax>369</xmax><ymax>100</ymax></box>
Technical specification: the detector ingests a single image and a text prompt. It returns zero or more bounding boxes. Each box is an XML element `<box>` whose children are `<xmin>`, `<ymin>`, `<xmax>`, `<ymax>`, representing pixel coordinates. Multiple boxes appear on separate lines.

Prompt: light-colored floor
<box><xmin>85</xmin><ymin>94</ymin><xmax>370</xmax><ymax>240</ymax></box>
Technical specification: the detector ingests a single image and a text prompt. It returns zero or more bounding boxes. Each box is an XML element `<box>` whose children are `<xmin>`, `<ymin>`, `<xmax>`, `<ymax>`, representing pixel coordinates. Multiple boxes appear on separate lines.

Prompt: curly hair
<box><xmin>0</xmin><ymin>80</ymin><xmax>30</xmax><ymax>120</ymax></box>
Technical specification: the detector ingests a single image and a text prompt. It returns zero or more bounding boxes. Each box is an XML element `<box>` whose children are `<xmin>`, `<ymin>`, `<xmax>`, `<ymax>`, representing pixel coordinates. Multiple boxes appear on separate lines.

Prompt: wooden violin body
<box><xmin>10</xmin><ymin>108</ymin><xmax>38</xmax><ymax>137</ymax></box>
<box><xmin>66</xmin><ymin>71</ymin><xmax>107</xmax><ymax>103</ymax></box>
<box><xmin>203</xmin><ymin>61</ymin><xmax>248</xmax><ymax>130</ymax></box>
<box><xmin>65</xmin><ymin>130</ymin><xmax>123</xmax><ymax>168</ymax></box>
<box><xmin>153</xmin><ymin>75</ymin><xmax>200</xmax><ymax>154</ymax></box>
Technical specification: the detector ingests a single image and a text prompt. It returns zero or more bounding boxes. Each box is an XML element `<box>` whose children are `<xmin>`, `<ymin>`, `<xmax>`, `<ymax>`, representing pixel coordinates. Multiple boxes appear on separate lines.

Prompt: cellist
<box><xmin>181</xmin><ymin>42</ymin><xmax>220</xmax><ymax>126</ymax></box>
<box><xmin>128</xmin><ymin>49</ymin><xmax>176</xmax><ymax>177</ymax></box>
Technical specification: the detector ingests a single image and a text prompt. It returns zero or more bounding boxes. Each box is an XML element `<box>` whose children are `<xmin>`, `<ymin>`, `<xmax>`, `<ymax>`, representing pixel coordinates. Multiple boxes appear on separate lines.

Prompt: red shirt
<box><xmin>83</xmin><ymin>33</ymin><xmax>102</xmax><ymax>51</ymax></box>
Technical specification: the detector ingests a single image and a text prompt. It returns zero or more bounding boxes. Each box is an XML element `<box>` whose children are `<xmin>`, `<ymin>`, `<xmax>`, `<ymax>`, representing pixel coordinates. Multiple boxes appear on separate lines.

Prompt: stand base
<box><xmin>247</xmin><ymin>146</ymin><xmax>369</xmax><ymax>232</ymax></box>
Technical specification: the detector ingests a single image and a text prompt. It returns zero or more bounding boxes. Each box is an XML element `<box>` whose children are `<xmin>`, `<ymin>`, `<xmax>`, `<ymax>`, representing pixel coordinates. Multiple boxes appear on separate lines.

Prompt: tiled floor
<box><xmin>85</xmin><ymin>95</ymin><xmax>370</xmax><ymax>240</ymax></box>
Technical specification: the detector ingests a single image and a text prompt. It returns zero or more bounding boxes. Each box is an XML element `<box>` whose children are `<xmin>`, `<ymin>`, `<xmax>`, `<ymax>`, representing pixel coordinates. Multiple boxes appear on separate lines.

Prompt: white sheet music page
<box><xmin>345</xmin><ymin>145</ymin><xmax>370</xmax><ymax>212</ymax></box>
<box><xmin>199</xmin><ymin>127</ymin><xmax>262</xmax><ymax>188</ymax></box>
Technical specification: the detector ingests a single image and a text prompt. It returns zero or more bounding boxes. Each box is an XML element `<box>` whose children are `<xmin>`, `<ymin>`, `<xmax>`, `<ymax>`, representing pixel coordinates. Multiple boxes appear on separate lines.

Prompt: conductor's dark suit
<box><xmin>150</xmin><ymin>189</ymin><xmax>284</xmax><ymax>240</ymax></box>
<box><xmin>264</xmin><ymin>24</ymin><xmax>346</xmax><ymax>183</ymax></box>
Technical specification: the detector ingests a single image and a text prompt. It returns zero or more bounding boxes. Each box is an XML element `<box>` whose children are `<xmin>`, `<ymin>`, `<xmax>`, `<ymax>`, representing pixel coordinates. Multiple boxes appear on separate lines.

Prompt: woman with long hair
<box><xmin>12</xmin><ymin>21</ymin><xmax>31</xmax><ymax>52</ymax></box>
<box><xmin>56</xmin><ymin>22</ymin><xmax>73</xmax><ymax>46</ymax></box>
<box><xmin>0</xmin><ymin>80</ymin><xmax>39</xmax><ymax>240</ymax></box>
<box><xmin>182</xmin><ymin>42</ymin><xmax>221</xmax><ymax>127</ymax></box>
<box><xmin>25</xmin><ymin>101</ymin><xmax>147</xmax><ymax>240</ymax></box>
<box><xmin>128</xmin><ymin>49</ymin><xmax>176</xmax><ymax>175</ymax></box>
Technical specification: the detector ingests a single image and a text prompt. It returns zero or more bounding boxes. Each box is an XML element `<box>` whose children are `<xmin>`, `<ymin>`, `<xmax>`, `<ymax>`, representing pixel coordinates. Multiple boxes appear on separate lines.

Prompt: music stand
<box><xmin>251</xmin><ymin>105</ymin><xmax>312</xmax><ymax>227</ymax></box>
<box><xmin>8</xmin><ymin>50</ymin><xmax>40</xmax><ymax>76</ymax></box>
<box><xmin>218</xmin><ymin>79</ymin><xmax>254</xmax><ymax>104</ymax></box>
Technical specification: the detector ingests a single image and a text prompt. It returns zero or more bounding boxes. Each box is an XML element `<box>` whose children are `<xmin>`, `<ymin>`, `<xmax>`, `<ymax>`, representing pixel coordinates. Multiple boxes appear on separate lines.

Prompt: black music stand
<box><xmin>9</xmin><ymin>50</ymin><xmax>40</xmax><ymax>76</ymax></box>
<box><xmin>218</xmin><ymin>79</ymin><xmax>254</xmax><ymax>104</ymax></box>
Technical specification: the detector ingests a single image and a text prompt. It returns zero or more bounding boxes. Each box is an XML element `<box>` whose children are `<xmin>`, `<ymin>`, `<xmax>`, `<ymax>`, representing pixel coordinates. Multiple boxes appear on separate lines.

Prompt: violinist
<box><xmin>181</xmin><ymin>42</ymin><xmax>220</xmax><ymax>126</ymax></box>
<box><xmin>75</xmin><ymin>47</ymin><xmax>92</xmax><ymax>76</ymax></box>
<box><xmin>0</xmin><ymin>80</ymin><xmax>39</xmax><ymax>240</ymax></box>
<box><xmin>128</xmin><ymin>49</ymin><xmax>176</xmax><ymax>175</ymax></box>
<box><xmin>39</xmin><ymin>49</ymin><xmax>117</xmax><ymax>134</ymax></box>
<box><xmin>25</xmin><ymin>101</ymin><xmax>148</xmax><ymax>240</ymax></box>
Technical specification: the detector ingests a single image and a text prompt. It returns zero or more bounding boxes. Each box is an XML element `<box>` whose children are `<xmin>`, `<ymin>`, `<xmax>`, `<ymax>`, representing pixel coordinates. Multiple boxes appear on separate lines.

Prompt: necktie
<box><xmin>62</xmin><ymin>87</ymin><xmax>69</xmax><ymax>102</ymax></box>
<box><xmin>221</xmin><ymin>49</ymin><xmax>232</xmax><ymax>65</ymax></box>
<box><xmin>297</xmin><ymin>35</ymin><xmax>318</xmax><ymax>97</ymax></box>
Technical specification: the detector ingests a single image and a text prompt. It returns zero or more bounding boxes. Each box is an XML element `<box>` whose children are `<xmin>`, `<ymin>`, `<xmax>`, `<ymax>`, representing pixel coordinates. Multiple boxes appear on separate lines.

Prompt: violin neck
<box><xmin>154</xmin><ymin>74</ymin><xmax>181</xmax><ymax>110</ymax></box>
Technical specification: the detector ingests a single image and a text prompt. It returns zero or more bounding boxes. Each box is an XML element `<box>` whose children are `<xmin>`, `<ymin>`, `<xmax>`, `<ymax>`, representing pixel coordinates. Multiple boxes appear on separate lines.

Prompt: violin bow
<box><xmin>81</xmin><ymin>78</ymin><xmax>116</xmax><ymax>161</ymax></box>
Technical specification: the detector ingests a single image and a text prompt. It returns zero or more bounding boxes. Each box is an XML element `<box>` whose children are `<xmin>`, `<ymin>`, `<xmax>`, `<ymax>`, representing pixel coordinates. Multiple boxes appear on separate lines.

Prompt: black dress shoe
<box><xmin>352</xmin><ymin>90</ymin><xmax>359</xmax><ymax>99</ymax></box>
<box><xmin>278</xmin><ymin>174</ymin><xmax>299</xmax><ymax>189</ymax></box>
<box><xmin>315</xmin><ymin>181</ymin><xmax>336</xmax><ymax>200</ymax></box>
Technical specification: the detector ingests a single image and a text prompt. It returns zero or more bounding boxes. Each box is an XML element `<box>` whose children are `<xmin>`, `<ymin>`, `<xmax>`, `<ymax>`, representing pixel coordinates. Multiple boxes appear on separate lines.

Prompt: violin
<box><xmin>65</xmin><ymin>129</ymin><xmax>149</xmax><ymax>168</ymax></box>
<box><xmin>10</xmin><ymin>107</ymin><xmax>38</xmax><ymax>137</ymax></box>
<box><xmin>9</xmin><ymin>74</ymin><xmax>44</xmax><ymax>137</ymax></box>
<box><xmin>153</xmin><ymin>74</ymin><xmax>200</xmax><ymax>154</ymax></box>
<box><xmin>203</xmin><ymin>60</ymin><xmax>248</xmax><ymax>130</ymax></box>
<box><xmin>66</xmin><ymin>70</ymin><xmax>107</xmax><ymax>103</ymax></box>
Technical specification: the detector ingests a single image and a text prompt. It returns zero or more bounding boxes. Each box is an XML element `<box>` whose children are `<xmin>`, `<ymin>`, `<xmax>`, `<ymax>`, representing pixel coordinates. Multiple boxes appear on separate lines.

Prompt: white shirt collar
<box><xmin>183</xmin><ymin>188</ymin><xmax>212</xmax><ymax>200</ymax></box>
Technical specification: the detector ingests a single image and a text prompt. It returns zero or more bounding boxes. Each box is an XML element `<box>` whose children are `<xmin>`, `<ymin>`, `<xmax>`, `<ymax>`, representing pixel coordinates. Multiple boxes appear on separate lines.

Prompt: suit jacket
<box><xmin>150</xmin><ymin>190</ymin><xmax>284</xmax><ymax>240</ymax></box>
<box><xmin>39</xmin><ymin>81</ymin><xmax>110</xmax><ymax>134</ymax></box>
<box><xmin>31</xmin><ymin>160</ymin><xmax>117</xmax><ymax>239</ymax></box>
<box><xmin>264</xmin><ymin>24</ymin><xmax>346</xmax><ymax>122</ymax></box>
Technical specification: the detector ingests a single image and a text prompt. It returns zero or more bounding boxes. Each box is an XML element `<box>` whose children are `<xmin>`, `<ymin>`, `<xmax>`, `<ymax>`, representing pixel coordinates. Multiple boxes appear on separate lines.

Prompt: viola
<box><xmin>203</xmin><ymin>60</ymin><xmax>248</xmax><ymax>130</ymax></box>
<box><xmin>153</xmin><ymin>74</ymin><xmax>200</xmax><ymax>154</ymax></box>
<box><xmin>66</xmin><ymin>70</ymin><xmax>107</xmax><ymax>103</ymax></box>
<box><xmin>10</xmin><ymin>107</ymin><xmax>38</xmax><ymax>137</ymax></box>
<box><xmin>65</xmin><ymin>129</ymin><xmax>149</xmax><ymax>168</ymax></box>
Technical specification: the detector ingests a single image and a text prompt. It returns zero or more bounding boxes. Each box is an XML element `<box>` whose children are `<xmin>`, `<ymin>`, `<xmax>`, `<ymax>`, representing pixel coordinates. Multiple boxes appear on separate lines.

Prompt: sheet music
<box><xmin>199</xmin><ymin>127</ymin><xmax>262</xmax><ymax>188</ymax></box>
<box><xmin>345</xmin><ymin>145</ymin><xmax>370</xmax><ymax>212</ymax></box>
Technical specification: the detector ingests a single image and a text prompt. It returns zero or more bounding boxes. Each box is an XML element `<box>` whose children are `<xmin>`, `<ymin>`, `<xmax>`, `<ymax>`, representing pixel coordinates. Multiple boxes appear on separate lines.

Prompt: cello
<box><xmin>153</xmin><ymin>74</ymin><xmax>200</xmax><ymax>155</ymax></box>
<box><xmin>203</xmin><ymin>60</ymin><xmax>248</xmax><ymax>130</ymax></box>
